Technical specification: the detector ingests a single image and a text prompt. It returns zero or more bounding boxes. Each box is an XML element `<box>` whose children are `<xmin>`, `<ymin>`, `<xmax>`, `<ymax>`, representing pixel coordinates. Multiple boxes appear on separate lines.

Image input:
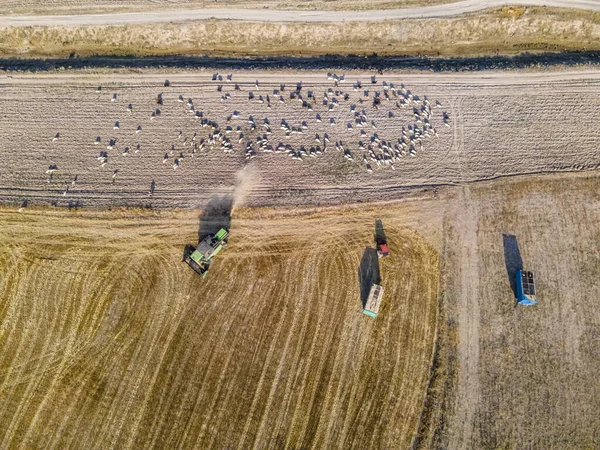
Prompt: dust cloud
<box><xmin>232</xmin><ymin>164</ymin><xmax>259</xmax><ymax>213</ymax></box>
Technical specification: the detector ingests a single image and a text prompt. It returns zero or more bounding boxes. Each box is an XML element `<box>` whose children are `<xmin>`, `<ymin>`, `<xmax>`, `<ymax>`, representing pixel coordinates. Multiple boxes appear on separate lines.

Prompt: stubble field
<box><xmin>0</xmin><ymin>201</ymin><xmax>440</xmax><ymax>449</ymax></box>
<box><xmin>3</xmin><ymin>67</ymin><xmax>600</xmax><ymax>449</ymax></box>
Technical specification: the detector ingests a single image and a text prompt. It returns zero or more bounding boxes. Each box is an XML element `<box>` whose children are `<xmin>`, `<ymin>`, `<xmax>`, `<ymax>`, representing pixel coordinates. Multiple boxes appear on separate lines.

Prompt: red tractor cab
<box><xmin>377</xmin><ymin>242</ymin><xmax>389</xmax><ymax>258</ymax></box>
<box><xmin>375</xmin><ymin>219</ymin><xmax>389</xmax><ymax>258</ymax></box>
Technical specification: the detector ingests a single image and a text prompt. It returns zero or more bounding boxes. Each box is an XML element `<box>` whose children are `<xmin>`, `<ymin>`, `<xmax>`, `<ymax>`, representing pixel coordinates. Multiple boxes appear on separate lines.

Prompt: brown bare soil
<box><xmin>0</xmin><ymin>201</ymin><xmax>440</xmax><ymax>449</ymax></box>
<box><xmin>420</xmin><ymin>172</ymin><xmax>600</xmax><ymax>449</ymax></box>
<box><xmin>2</xmin><ymin>70</ymin><xmax>600</xmax><ymax>210</ymax></box>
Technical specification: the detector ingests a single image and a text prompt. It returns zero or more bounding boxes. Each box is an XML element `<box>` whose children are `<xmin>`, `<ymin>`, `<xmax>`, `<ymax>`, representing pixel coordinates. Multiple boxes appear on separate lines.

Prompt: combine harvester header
<box><xmin>516</xmin><ymin>269</ymin><xmax>537</xmax><ymax>305</ymax></box>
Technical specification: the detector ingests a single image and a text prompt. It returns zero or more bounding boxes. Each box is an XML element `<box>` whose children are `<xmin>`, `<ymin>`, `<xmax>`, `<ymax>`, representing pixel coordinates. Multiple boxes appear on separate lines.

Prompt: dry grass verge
<box><xmin>2</xmin><ymin>7</ymin><xmax>600</xmax><ymax>59</ymax></box>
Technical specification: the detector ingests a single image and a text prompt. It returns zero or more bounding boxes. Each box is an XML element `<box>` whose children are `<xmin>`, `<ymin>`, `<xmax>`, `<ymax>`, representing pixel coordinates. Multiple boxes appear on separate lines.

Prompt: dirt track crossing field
<box><xmin>0</xmin><ymin>201</ymin><xmax>440</xmax><ymax>449</ymax></box>
<box><xmin>2</xmin><ymin>70</ymin><xmax>600</xmax><ymax>209</ymax></box>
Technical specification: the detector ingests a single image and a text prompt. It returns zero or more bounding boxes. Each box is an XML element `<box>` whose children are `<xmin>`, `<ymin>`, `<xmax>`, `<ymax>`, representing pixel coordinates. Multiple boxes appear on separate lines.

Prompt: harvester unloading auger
<box><xmin>184</xmin><ymin>228</ymin><xmax>229</xmax><ymax>278</ymax></box>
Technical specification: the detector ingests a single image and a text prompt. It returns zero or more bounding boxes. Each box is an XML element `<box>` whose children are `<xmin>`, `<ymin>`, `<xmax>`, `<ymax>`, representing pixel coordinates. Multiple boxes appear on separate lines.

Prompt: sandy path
<box><xmin>2</xmin><ymin>0</ymin><xmax>600</xmax><ymax>25</ymax></box>
<box><xmin>2</xmin><ymin>69</ymin><xmax>600</xmax><ymax>209</ymax></box>
<box><xmin>445</xmin><ymin>186</ymin><xmax>481</xmax><ymax>448</ymax></box>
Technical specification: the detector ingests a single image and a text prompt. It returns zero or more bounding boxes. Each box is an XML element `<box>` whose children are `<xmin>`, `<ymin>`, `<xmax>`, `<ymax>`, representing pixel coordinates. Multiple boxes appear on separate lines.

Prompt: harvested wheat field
<box><xmin>2</xmin><ymin>70</ymin><xmax>600</xmax><ymax>209</ymax></box>
<box><xmin>420</xmin><ymin>172</ymin><xmax>600</xmax><ymax>449</ymax></box>
<box><xmin>0</xmin><ymin>200</ymin><xmax>440</xmax><ymax>449</ymax></box>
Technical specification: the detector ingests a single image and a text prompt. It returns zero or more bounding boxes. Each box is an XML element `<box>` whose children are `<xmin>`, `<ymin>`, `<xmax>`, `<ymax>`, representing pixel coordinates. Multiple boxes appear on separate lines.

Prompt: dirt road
<box><xmin>2</xmin><ymin>0</ymin><xmax>600</xmax><ymax>25</ymax></box>
<box><xmin>1</xmin><ymin>70</ymin><xmax>600</xmax><ymax>209</ymax></box>
<box><xmin>445</xmin><ymin>186</ymin><xmax>481</xmax><ymax>448</ymax></box>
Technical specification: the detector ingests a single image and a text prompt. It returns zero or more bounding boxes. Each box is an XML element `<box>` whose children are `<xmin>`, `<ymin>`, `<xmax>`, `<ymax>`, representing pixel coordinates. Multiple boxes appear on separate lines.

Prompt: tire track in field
<box><xmin>93</xmin><ymin>255</ymin><xmax>168</xmax><ymax>447</ymax></box>
<box><xmin>302</xmin><ymin>229</ymin><xmax>362</xmax><ymax>443</ymax></box>
<box><xmin>240</xmin><ymin>239</ymin><xmax>318</xmax><ymax>448</ymax></box>
<box><xmin>103</xmin><ymin>254</ymin><xmax>181</xmax><ymax>449</ymax></box>
<box><xmin>274</xmin><ymin>239</ymin><xmax>329</xmax><ymax>447</ymax></box>
<box><xmin>318</xmin><ymin>249</ymin><xmax>364</xmax><ymax>447</ymax></box>
<box><xmin>49</xmin><ymin>256</ymin><xmax>142</xmax><ymax>449</ymax></box>
<box><xmin>174</xmin><ymin>276</ymin><xmax>253</xmax><ymax>449</ymax></box>
<box><xmin>25</xmin><ymin>255</ymin><xmax>123</xmax><ymax>448</ymax></box>
<box><xmin>19</xmin><ymin>258</ymin><xmax>119</xmax><ymax>446</ymax></box>
<box><xmin>124</xmin><ymin>255</ymin><xmax>209</xmax><ymax>448</ymax></box>
<box><xmin>0</xmin><ymin>261</ymin><xmax>72</xmax><ymax>448</ymax></box>
<box><xmin>447</xmin><ymin>186</ymin><xmax>481</xmax><ymax>449</ymax></box>
<box><xmin>3</xmin><ymin>236</ymin><xmax>152</xmax><ymax>446</ymax></box>
<box><xmin>297</xmin><ymin>237</ymin><xmax>354</xmax><ymax>448</ymax></box>
<box><xmin>177</xmin><ymin>257</ymin><xmax>261</xmax><ymax>449</ymax></box>
<box><xmin>179</xmin><ymin>243</ymin><xmax>289</xmax><ymax>448</ymax></box>
<box><xmin>205</xmin><ymin>250</ymin><xmax>287</xmax><ymax>447</ymax></box>
<box><xmin>311</xmin><ymin>252</ymin><xmax>357</xmax><ymax>447</ymax></box>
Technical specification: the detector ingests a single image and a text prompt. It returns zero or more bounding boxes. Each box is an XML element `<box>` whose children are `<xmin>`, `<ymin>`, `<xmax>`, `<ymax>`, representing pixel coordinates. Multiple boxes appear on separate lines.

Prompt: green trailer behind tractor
<box><xmin>184</xmin><ymin>228</ymin><xmax>229</xmax><ymax>278</ymax></box>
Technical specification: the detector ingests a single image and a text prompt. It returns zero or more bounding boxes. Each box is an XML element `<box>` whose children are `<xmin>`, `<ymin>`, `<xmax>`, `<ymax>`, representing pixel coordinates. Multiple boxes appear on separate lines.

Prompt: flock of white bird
<box><xmin>45</xmin><ymin>72</ymin><xmax>449</xmax><ymax>199</ymax></box>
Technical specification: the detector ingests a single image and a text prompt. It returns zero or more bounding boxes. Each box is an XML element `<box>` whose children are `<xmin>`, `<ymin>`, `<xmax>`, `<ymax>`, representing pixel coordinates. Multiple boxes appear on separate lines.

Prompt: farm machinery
<box><xmin>375</xmin><ymin>219</ymin><xmax>389</xmax><ymax>258</ymax></box>
<box><xmin>362</xmin><ymin>220</ymin><xmax>389</xmax><ymax>318</ymax></box>
<box><xmin>516</xmin><ymin>269</ymin><xmax>537</xmax><ymax>305</ymax></box>
<box><xmin>184</xmin><ymin>228</ymin><xmax>229</xmax><ymax>278</ymax></box>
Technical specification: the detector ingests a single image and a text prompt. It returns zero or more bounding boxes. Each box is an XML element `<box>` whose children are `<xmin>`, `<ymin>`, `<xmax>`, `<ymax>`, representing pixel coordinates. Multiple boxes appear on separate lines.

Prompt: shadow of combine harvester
<box><xmin>183</xmin><ymin>194</ymin><xmax>232</xmax><ymax>278</ymax></box>
<box><xmin>197</xmin><ymin>194</ymin><xmax>233</xmax><ymax>242</ymax></box>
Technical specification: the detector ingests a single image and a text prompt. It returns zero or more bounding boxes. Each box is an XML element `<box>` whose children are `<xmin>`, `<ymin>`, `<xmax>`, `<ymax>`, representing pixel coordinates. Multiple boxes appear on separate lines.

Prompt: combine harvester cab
<box><xmin>516</xmin><ymin>269</ymin><xmax>537</xmax><ymax>305</ymax></box>
<box><xmin>184</xmin><ymin>228</ymin><xmax>229</xmax><ymax>278</ymax></box>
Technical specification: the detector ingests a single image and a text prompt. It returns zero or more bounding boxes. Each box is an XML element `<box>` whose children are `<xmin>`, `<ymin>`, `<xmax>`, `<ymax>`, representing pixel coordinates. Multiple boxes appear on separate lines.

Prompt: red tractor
<box><xmin>377</xmin><ymin>239</ymin><xmax>389</xmax><ymax>258</ymax></box>
<box><xmin>375</xmin><ymin>219</ymin><xmax>389</xmax><ymax>258</ymax></box>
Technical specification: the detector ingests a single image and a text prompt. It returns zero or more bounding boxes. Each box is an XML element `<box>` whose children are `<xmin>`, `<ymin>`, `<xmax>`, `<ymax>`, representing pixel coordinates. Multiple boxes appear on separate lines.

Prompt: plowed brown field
<box><xmin>2</xmin><ymin>71</ymin><xmax>600</xmax><ymax>209</ymax></box>
<box><xmin>419</xmin><ymin>172</ymin><xmax>600</xmax><ymax>449</ymax></box>
<box><xmin>0</xmin><ymin>201</ymin><xmax>440</xmax><ymax>449</ymax></box>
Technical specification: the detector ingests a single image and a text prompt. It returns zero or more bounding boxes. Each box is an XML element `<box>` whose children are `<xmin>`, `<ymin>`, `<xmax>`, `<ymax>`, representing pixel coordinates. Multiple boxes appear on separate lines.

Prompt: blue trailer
<box><xmin>516</xmin><ymin>270</ymin><xmax>537</xmax><ymax>305</ymax></box>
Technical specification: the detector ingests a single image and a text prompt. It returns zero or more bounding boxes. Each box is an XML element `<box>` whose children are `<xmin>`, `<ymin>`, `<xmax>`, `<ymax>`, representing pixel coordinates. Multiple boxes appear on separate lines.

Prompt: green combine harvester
<box><xmin>184</xmin><ymin>228</ymin><xmax>229</xmax><ymax>278</ymax></box>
